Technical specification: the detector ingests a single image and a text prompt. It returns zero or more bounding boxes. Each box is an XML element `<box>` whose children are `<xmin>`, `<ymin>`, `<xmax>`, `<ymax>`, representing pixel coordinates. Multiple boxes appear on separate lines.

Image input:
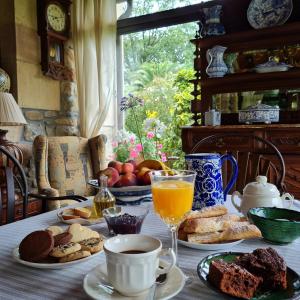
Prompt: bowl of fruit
<box><xmin>88</xmin><ymin>159</ymin><xmax>169</xmax><ymax>204</ymax></box>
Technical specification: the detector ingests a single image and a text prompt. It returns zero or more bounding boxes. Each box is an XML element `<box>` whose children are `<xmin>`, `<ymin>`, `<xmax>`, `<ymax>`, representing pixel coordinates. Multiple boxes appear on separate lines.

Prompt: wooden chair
<box><xmin>0</xmin><ymin>146</ymin><xmax>88</xmax><ymax>224</ymax></box>
<box><xmin>190</xmin><ymin>133</ymin><xmax>286</xmax><ymax>194</ymax></box>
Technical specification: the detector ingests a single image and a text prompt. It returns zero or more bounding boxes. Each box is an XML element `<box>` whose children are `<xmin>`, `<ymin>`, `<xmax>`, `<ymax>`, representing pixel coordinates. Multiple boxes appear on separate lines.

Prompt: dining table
<box><xmin>0</xmin><ymin>197</ymin><xmax>299</xmax><ymax>300</ymax></box>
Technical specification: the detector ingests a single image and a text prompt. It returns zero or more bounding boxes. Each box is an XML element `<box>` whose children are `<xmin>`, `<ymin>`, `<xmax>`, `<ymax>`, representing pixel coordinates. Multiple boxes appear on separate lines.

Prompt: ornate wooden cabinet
<box><xmin>182</xmin><ymin>0</ymin><xmax>300</xmax><ymax>198</ymax></box>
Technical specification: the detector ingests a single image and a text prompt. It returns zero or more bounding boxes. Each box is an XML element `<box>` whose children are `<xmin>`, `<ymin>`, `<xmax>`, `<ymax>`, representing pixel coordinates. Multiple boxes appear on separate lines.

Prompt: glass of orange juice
<box><xmin>150</xmin><ymin>170</ymin><xmax>196</xmax><ymax>263</ymax></box>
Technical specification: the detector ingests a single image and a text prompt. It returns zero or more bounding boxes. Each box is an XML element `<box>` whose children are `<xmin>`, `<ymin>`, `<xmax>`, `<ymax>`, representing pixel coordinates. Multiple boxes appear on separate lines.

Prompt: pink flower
<box><xmin>130</xmin><ymin>149</ymin><xmax>138</xmax><ymax>158</ymax></box>
<box><xmin>161</xmin><ymin>153</ymin><xmax>167</xmax><ymax>162</ymax></box>
<box><xmin>147</xmin><ymin>131</ymin><xmax>155</xmax><ymax>139</ymax></box>
<box><xmin>112</xmin><ymin>141</ymin><xmax>118</xmax><ymax>148</ymax></box>
<box><xmin>157</xmin><ymin>143</ymin><xmax>163</xmax><ymax>149</ymax></box>
<box><xmin>135</xmin><ymin>143</ymin><xmax>143</xmax><ymax>152</ymax></box>
<box><xmin>129</xmin><ymin>136</ymin><xmax>135</xmax><ymax>144</ymax></box>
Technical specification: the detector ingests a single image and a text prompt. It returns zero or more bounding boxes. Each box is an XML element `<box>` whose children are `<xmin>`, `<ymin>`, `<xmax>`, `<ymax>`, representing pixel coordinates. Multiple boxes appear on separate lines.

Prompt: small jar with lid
<box><xmin>93</xmin><ymin>175</ymin><xmax>115</xmax><ymax>217</ymax></box>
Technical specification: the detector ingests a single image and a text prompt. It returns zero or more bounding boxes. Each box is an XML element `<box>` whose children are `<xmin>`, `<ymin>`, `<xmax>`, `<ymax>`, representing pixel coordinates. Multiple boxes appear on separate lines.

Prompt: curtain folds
<box><xmin>72</xmin><ymin>0</ymin><xmax>117</xmax><ymax>138</ymax></box>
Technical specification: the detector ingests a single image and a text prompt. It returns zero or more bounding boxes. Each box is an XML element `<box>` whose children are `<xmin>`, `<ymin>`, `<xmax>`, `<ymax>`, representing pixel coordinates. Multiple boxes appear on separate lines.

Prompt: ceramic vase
<box><xmin>202</xmin><ymin>5</ymin><xmax>225</xmax><ymax>36</ymax></box>
<box><xmin>206</xmin><ymin>45</ymin><xmax>228</xmax><ymax>78</ymax></box>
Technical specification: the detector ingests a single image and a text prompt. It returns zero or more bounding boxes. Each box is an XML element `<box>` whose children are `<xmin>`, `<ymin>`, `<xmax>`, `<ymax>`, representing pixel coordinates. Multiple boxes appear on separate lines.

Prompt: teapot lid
<box><xmin>243</xmin><ymin>175</ymin><xmax>280</xmax><ymax>197</ymax></box>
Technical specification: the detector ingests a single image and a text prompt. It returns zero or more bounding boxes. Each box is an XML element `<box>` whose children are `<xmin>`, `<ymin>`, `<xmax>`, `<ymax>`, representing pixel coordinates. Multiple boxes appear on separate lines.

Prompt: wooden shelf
<box><xmin>191</xmin><ymin>22</ymin><xmax>300</xmax><ymax>52</ymax></box>
<box><xmin>191</xmin><ymin>68</ymin><xmax>300</xmax><ymax>94</ymax></box>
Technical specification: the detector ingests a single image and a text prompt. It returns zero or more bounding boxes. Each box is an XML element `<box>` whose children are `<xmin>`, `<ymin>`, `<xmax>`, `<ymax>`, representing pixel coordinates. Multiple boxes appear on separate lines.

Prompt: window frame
<box><xmin>116</xmin><ymin>1</ymin><xmax>215</xmax><ymax>129</ymax></box>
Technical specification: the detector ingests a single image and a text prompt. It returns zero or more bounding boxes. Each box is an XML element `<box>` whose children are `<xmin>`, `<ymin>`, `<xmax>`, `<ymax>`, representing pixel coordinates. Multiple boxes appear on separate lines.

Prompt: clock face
<box><xmin>46</xmin><ymin>3</ymin><xmax>66</xmax><ymax>32</ymax></box>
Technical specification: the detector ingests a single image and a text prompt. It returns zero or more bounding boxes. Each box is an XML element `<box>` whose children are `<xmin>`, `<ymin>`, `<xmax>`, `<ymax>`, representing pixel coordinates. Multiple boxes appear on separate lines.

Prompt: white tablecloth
<box><xmin>0</xmin><ymin>199</ymin><xmax>299</xmax><ymax>300</ymax></box>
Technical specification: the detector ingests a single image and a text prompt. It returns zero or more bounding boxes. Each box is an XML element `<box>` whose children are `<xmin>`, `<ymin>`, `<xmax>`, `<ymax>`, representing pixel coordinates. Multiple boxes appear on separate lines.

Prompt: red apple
<box><xmin>121</xmin><ymin>162</ymin><xmax>134</xmax><ymax>174</ymax></box>
<box><xmin>97</xmin><ymin>167</ymin><xmax>119</xmax><ymax>187</ymax></box>
<box><xmin>114</xmin><ymin>173</ymin><xmax>137</xmax><ymax>187</ymax></box>
<box><xmin>108</xmin><ymin>161</ymin><xmax>123</xmax><ymax>174</ymax></box>
<box><xmin>126</xmin><ymin>159</ymin><xmax>137</xmax><ymax>171</ymax></box>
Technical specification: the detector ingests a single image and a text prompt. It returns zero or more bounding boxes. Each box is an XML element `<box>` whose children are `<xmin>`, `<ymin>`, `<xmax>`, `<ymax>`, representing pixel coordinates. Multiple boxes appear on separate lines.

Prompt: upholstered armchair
<box><xmin>33</xmin><ymin>135</ymin><xmax>106</xmax><ymax>210</ymax></box>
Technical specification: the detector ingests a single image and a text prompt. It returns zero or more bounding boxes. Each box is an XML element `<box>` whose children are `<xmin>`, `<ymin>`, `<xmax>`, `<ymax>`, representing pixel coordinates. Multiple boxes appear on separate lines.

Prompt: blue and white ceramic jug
<box><xmin>206</xmin><ymin>45</ymin><xmax>228</xmax><ymax>78</ymax></box>
<box><xmin>185</xmin><ymin>153</ymin><xmax>238</xmax><ymax>210</ymax></box>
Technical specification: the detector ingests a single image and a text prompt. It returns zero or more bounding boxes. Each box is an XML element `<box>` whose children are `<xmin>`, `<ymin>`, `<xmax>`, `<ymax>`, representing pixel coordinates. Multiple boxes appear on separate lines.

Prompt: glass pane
<box><xmin>212</xmin><ymin>89</ymin><xmax>300</xmax><ymax>114</ymax></box>
<box><xmin>129</xmin><ymin>0</ymin><xmax>210</xmax><ymax>18</ymax></box>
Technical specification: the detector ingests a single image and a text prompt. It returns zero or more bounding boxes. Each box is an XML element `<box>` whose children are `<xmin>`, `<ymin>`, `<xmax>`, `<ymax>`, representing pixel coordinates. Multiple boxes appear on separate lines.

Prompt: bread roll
<box><xmin>186</xmin><ymin>205</ymin><xmax>228</xmax><ymax>220</ymax></box>
<box><xmin>183</xmin><ymin>214</ymin><xmax>241</xmax><ymax>234</ymax></box>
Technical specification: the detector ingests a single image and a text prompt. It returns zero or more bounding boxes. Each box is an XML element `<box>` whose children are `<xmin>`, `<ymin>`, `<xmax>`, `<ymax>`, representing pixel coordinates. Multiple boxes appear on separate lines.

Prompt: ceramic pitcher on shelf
<box><xmin>185</xmin><ymin>153</ymin><xmax>238</xmax><ymax>210</ymax></box>
<box><xmin>206</xmin><ymin>45</ymin><xmax>228</xmax><ymax>78</ymax></box>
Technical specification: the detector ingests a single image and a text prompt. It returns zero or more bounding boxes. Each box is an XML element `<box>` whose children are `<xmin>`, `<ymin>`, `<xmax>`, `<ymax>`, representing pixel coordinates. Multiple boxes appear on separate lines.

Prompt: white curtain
<box><xmin>72</xmin><ymin>0</ymin><xmax>117</xmax><ymax>138</ymax></box>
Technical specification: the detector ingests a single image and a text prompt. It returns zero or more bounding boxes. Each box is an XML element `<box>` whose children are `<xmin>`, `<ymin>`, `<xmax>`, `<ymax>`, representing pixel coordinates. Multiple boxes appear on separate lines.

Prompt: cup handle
<box><xmin>157</xmin><ymin>248</ymin><xmax>176</xmax><ymax>275</ymax></box>
<box><xmin>281</xmin><ymin>193</ymin><xmax>294</xmax><ymax>208</ymax></box>
<box><xmin>231</xmin><ymin>191</ymin><xmax>242</xmax><ymax>212</ymax></box>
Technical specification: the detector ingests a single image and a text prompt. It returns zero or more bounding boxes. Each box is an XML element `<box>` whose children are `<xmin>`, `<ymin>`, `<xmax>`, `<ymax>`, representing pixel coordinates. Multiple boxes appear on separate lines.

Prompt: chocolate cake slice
<box><xmin>208</xmin><ymin>259</ymin><xmax>262</xmax><ymax>299</ymax></box>
<box><xmin>235</xmin><ymin>247</ymin><xmax>287</xmax><ymax>290</ymax></box>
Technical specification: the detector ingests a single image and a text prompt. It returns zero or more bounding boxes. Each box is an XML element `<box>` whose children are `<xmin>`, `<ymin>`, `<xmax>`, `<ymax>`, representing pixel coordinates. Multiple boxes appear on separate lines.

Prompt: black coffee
<box><xmin>121</xmin><ymin>250</ymin><xmax>146</xmax><ymax>254</ymax></box>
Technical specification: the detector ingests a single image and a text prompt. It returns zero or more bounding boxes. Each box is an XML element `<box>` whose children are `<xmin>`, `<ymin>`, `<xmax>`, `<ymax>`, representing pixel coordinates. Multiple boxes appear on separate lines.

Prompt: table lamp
<box><xmin>0</xmin><ymin>92</ymin><xmax>27</xmax><ymax>162</ymax></box>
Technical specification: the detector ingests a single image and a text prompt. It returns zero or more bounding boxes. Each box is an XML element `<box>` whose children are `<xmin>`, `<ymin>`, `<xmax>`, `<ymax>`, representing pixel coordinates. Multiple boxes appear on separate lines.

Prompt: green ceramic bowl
<box><xmin>248</xmin><ymin>207</ymin><xmax>300</xmax><ymax>244</ymax></box>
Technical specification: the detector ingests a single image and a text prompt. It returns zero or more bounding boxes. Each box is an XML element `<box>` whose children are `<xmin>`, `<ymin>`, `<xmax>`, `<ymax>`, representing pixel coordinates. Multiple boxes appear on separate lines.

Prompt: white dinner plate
<box><xmin>83</xmin><ymin>260</ymin><xmax>185</xmax><ymax>300</ymax></box>
<box><xmin>12</xmin><ymin>247</ymin><xmax>104</xmax><ymax>269</ymax></box>
<box><xmin>178</xmin><ymin>238</ymin><xmax>243</xmax><ymax>251</ymax></box>
<box><xmin>57</xmin><ymin>208</ymin><xmax>104</xmax><ymax>225</ymax></box>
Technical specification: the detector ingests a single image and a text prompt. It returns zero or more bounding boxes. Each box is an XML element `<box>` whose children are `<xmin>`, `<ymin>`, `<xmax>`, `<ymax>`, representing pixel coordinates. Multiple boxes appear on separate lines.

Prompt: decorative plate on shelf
<box><xmin>197</xmin><ymin>252</ymin><xmax>300</xmax><ymax>300</ymax></box>
<box><xmin>247</xmin><ymin>0</ymin><xmax>293</xmax><ymax>29</ymax></box>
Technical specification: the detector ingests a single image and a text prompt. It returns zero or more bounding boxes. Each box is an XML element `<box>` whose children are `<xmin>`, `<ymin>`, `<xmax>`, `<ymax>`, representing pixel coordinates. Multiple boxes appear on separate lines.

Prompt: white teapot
<box><xmin>231</xmin><ymin>175</ymin><xmax>293</xmax><ymax>216</ymax></box>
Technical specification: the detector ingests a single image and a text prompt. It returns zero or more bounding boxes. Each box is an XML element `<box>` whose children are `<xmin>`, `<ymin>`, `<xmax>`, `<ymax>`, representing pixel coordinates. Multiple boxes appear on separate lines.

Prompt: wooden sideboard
<box><xmin>182</xmin><ymin>124</ymin><xmax>300</xmax><ymax>198</ymax></box>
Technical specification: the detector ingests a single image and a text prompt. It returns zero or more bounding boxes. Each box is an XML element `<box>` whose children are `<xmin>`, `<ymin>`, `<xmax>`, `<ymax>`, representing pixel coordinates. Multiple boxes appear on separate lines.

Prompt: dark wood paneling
<box><xmin>0</xmin><ymin>0</ymin><xmax>17</xmax><ymax>99</ymax></box>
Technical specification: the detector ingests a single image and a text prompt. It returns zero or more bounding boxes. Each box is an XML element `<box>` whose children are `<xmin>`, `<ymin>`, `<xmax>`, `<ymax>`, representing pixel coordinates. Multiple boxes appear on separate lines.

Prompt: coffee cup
<box><xmin>103</xmin><ymin>234</ymin><xmax>176</xmax><ymax>296</ymax></box>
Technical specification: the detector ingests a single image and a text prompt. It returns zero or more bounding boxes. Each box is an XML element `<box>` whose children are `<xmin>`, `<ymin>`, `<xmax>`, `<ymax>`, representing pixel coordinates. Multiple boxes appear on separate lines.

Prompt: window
<box><xmin>115</xmin><ymin>0</ymin><xmax>212</xmax><ymax>166</ymax></box>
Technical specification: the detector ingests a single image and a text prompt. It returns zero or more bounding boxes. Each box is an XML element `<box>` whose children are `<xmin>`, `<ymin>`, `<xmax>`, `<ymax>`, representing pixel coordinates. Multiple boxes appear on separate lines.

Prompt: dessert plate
<box><xmin>12</xmin><ymin>247</ymin><xmax>104</xmax><ymax>269</ymax></box>
<box><xmin>83</xmin><ymin>260</ymin><xmax>185</xmax><ymax>300</ymax></box>
<box><xmin>247</xmin><ymin>0</ymin><xmax>293</xmax><ymax>29</ymax></box>
<box><xmin>178</xmin><ymin>238</ymin><xmax>243</xmax><ymax>251</ymax></box>
<box><xmin>57</xmin><ymin>207</ymin><xmax>104</xmax><ymax>225</ymax></box>
<box><xmin>197</xmin><ymin>252</ymin><xmax>300</xmax><ymax>300</ymax></box>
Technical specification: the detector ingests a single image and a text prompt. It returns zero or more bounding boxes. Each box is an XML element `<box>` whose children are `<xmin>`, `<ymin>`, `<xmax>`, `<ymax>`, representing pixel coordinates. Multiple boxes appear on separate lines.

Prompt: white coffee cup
<box><xmin>104</xmin><ymin>234</ymin><xmax>176</xmax><ymax>297</ymax></box>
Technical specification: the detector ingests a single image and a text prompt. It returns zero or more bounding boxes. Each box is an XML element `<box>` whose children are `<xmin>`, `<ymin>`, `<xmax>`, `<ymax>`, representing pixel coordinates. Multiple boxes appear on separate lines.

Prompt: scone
<box><xmin>49</xmin><ymin>242</ymin><xmax>81</xmax><ymax>258</ymax></box>
<box><xmin>59</xmin><ymin>250</ymin><xmax>91</xmax><ymax>263</ymax></box>
<box><xmin>79</xmin><ymin>237</ymin><xmax>104</xmax><ymax>253</ymax></box>
<box><xmin>68</xmin><ymin>223</ymin><xmax>100</xmax><ymax>243</ymax></box>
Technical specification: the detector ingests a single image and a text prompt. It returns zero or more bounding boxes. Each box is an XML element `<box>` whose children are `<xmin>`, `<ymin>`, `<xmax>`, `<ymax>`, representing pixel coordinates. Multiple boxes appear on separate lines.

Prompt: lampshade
<box><xmin>0</xmin><ymin>92</ymin><xmax>27</xmax><ymax>125</ymax></box>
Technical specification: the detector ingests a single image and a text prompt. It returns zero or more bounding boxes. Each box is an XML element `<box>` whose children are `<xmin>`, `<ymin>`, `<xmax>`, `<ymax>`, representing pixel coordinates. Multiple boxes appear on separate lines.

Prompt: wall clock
<box><xmin>37</xmin><ymin>0</ymin><xmax>73</xmax><ymax>81</ymax></box>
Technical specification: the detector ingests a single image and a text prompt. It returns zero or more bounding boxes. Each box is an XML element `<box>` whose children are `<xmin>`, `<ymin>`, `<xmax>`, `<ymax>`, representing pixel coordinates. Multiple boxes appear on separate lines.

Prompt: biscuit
<box><xmin>49</xmin><ymin>242</ymin><xmax>81</xmax><ymax>258</ymax></box>
<box><xmin>19</xmin><ymin>231</ymin><xmax>54</xmax><ymax>262</ymax></box>
<box><xmin>68</xmin><ymin>223</ymin><xmax>100</xmax><ymax>243</ymax></box>
<box><xmin>54</xmin><ymin>232</ymin><xmax>73</xmax><ymax>247</ymax></box>
<box><xmin>79</xmin><ymin>237</ymin><xmax>104</xmax><ymax>253</ymax></box>
<box><xmin>46</xmin><ymin>226</ymin><xmax>64</xmax><ymax>236</ymax></box>
<box><xmin>59</xmin><ymin>250</ymin><xmax>91</xmax><ymax>263</ymax></box>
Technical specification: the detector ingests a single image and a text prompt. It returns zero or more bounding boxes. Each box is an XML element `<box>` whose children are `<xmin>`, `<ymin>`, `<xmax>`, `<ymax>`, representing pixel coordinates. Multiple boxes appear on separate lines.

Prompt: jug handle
<box><xmin>231</xmin><ymin>191</ymin><xmax>242</xmax><ymax>212</ymax></box>
<box><xmin>281</xmin><ymin>193</ymin><xmax>294</xmax><ymax>208</ymax></box>
<box><xmin>220</xmin><ymin>154</ymin><xmax>238</xmax><ymax>201</ymax></box>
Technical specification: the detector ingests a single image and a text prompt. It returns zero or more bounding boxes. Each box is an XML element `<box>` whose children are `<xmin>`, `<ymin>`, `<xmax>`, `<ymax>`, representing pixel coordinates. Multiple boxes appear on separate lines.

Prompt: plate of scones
<box><xmin>197</xmin><ymin>247</ymin><xmax>300</xmax><ymax>299</ymax></box>
<box><xmin>12</xmin><ymin>224</ymin><xmax>104</xmax><ymax>269</ymax></box>
<box><xmin>178</xmin><ymin>205</ymin><xmax>262</xmax><ymax>251</ymax></box>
